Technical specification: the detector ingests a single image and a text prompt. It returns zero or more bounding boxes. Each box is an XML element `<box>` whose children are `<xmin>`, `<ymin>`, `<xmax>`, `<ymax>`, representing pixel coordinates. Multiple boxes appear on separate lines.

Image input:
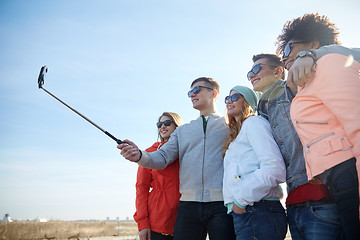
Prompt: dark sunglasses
<box><xmin>283</xmin><ymin>41</ymin><xmax>305</xmax><ymax>58</ymax></box>
<box><xmin>247</xmin><ymin>63</ymin><xmax>279</xmax><ymax>80</ymax></box>
<box><xmin>225</xmin><ymin>93</ymin><xmax>242</xmax><ymax>104</ymax></box>
<box><xmin>187</xmin><ymin>86</ymin><xmax>214</xmax><ymax>97</ymax></box>
<box><xmin>157</xmin><ymin>119</ymin><xmax>173</xmax><ymax>128</ymax></box>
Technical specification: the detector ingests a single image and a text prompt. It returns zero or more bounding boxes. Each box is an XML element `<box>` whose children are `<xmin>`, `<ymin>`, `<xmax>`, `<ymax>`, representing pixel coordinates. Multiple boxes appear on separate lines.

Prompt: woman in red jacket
<box><xmin>134</xmin><ymin>112</ymin><xmax>183</xmax><ymax>240</ymax></box>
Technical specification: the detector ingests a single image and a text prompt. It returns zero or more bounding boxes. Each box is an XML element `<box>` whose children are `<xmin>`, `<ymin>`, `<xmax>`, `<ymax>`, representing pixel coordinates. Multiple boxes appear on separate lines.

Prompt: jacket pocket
<box><xmin>305</xmin><ymin>132</ymin><xmax>335</xmax><ymax>152</ymax></box>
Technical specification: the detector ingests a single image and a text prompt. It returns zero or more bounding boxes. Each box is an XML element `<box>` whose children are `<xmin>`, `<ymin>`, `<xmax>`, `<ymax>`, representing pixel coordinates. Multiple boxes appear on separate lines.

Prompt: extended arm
<box><xmin>287</xmin><ymin>45</ymin><xmax>360</xmax><ymax>91</ymax></box>
<box><xmin>118</xmin><ymin>129</ymin><xmax>180</xmax><ymax>170</ymax></box>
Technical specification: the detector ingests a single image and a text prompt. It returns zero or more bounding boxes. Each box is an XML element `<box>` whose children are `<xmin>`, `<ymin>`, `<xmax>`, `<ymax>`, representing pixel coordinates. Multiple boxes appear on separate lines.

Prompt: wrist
<box><xmin>296</xmin><ymin>50</ymin><xmax>317</xmax><ymax>67</ymax></box>
<box><xmin>235</xmin><ymin>203</ymin><xmax>246</xmax><ymax>209</ymax></box>
<box><xmin>135</xmin><ymin>150</ymin><xmax>142</xmax><ymax>162</ymax></box>
<box><xmin>232</xmin><ymin>197</ymin><xmax>246</xmax><ymax>209</ymax></box>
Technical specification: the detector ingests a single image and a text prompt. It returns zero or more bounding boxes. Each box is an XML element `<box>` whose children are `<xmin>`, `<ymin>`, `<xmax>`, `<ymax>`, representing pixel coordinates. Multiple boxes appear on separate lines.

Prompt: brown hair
<box><xmin>191</xmin><ymin>77</ymin><xmax>220</xmax><ymax>95</ymax></box>
<box><xmin>223</xmin><ymin>99</ymin><xmax>254</xmax><ymax>156</ymax></box>
<box><xmin>157</xmin><ymin>112</ymin><xmax>183</xmax><ymax>142</ymax></box>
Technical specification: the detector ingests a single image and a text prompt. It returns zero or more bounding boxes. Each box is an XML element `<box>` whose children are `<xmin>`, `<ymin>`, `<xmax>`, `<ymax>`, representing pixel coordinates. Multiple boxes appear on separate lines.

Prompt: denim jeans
<box><xmin>173</xmin><ymin>201</ymin><xmax>235</xmax><ymax>240</ymax></box>
<box><xmin>322</xmin><ymin>158</ymin><xmax>360</xmax><ymax>240</ymax></box>
<box><xmin>151</xmin><ymin>231</ymin><xmax>173</xmax><ymax>240</ymax></box>
<box><xmin>231</xmin><ymin>200</ymin><xmax>287</xmax><ymax>240</ymax></box>
<box><xmin>287</xmin><ymin>202</ymin><xmax>342</xmax><ymax>240</ymax></box>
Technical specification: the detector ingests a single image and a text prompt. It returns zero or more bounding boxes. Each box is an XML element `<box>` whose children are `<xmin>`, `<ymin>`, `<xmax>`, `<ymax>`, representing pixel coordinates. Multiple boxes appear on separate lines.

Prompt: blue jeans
<box><xmin>232</xmin><ymin>200</ymin><xmax>287</xmax><ymax>240</ymax></box>
<box><xmin>173</xmin><ymin>201</ymin><xmax>235</xmax><ymax>240</ymax></box>
<box><xmin>322</xmin><ymin>158</ymin><xmax>360</xmax><ymax>240</ymax></box>
<box><xmin>287</xmin><ymin>202</ymin><xmax>342</xmax><ymax>240</ymax></box>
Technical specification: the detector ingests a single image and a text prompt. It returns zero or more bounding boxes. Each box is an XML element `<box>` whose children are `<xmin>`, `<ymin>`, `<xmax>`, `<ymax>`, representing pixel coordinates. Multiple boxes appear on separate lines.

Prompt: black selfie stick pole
<box><xmin>37</xmin><ymin>66</ymin><xmax>123</xmax><ymax>144</ymax></box>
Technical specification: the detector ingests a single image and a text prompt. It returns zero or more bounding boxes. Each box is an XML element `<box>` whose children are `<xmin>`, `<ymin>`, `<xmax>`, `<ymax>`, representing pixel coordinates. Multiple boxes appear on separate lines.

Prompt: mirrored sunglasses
<box><xmin>225</xmin><ymin>93</ymin><xmax>242</xmax><ymax>104</ymax></box>
<box><xmin>247</xmin><ymin>64</ymin><xmax>279</xmax><ymax>80</ymax></box>
<box><xmin>283</xmin><ymin>41</ymin><xmax>305</xmax><ymax>59</ymax></box>
<box><xmin>187</xmin><ymin>85</ymin><xmax>214</xmax><ymax>98</ymax></box>
<box><xmin>157</xmin><ymin>119</ymin><xmax>173</xmax><ymax>128</ymax></box>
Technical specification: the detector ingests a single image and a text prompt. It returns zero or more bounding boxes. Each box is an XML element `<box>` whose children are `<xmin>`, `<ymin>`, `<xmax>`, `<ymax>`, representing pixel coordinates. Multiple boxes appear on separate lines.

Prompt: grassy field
<box><xmin>0</xmin><ymin>221</ymin><xmax>138</xmax><ymax>240</ymax></box>
<box><xmin>0</xmin><ymin>221</ymin><xmax>292</xmax><ymax>240</ymax></box>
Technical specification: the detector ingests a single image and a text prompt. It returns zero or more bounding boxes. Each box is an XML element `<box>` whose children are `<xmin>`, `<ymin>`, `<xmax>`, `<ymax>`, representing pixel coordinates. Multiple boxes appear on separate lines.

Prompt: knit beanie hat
<box><xmin>230</xmin><ymin>85</ymin><xmax>258</xmax><ymax>112</ymax></box>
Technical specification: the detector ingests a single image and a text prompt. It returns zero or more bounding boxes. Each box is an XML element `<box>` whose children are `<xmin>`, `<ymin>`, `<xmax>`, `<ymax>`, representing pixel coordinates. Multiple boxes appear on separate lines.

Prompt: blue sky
<box><xmin>0</xmin><ymin>0</ymin><xmax>359</xmax><ymax>221</ymax></box>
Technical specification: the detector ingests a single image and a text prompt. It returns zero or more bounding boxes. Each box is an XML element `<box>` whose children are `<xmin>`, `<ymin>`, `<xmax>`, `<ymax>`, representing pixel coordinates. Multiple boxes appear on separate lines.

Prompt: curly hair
<box><xmin>276</xmin><ymin>13</ymin><xmax>340</xmax><ymax>55</ymax></box>
<box><xmin>223</xmin><ymin>101</ymin><xmax>254</xmax><ymax>156</ymax></box>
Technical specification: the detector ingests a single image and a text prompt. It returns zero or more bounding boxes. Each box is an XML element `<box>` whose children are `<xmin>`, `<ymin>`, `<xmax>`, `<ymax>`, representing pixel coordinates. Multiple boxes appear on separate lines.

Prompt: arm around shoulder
<box><xmin>314</xmin><ymin>44</ymin><xmax>360</xmax><ymax>62</ymax></box>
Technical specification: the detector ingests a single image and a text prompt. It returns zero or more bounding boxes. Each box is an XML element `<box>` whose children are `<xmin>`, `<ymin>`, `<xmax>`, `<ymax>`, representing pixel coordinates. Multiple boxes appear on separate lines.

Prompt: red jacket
<box><xmin>133</xmin><ymin>142</ymin><xmax>180</xmax><ymax>235</ymax></box>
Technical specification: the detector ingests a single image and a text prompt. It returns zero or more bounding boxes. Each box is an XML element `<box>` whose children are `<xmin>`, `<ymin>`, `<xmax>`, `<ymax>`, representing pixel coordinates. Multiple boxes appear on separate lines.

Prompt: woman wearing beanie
<box><xmin>222</xmin><ymin>85</ymin><xmax>287</xmax><ymax>240</ymax></box>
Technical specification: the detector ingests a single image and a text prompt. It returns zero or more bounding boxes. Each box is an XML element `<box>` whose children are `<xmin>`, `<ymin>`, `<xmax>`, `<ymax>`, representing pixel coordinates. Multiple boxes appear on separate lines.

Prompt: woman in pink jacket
<box><xmin>277</xmin><ymin>13</ymin><xmax>360</xmax><ymax>239</ymax></box>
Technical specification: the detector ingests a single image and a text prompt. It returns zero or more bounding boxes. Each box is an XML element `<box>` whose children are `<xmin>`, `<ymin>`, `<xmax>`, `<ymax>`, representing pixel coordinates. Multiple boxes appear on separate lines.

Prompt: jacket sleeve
<box><xmin>138</xmin><ymin>129</ymin><xmax>180</xmax><ymax>170</ymax></box>
<box><xmin>311</xmin><ymin>54</ymin><xmax>360</xmax><ymax>160</ymax></box>
<box><xmin>233</xmin><ymin>117</ymin><xmax>286</xmax><ymax>207</ymax></box>
<box><xmin>314</xmin><ymin>45</ymin><xmax>360</xmax><ymax>63</ymax></box>
<box><xmin>133</xmin><ymin>166</ymin><xmax>152</xmax><ymax>231</ymax></box>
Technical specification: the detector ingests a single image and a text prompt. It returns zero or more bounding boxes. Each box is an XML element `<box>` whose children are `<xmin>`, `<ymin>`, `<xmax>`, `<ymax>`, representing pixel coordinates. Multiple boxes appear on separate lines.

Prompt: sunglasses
<box><xmin>157</xmin><ymin>119</ymin><xmax>173</xmax><ymax>128</ymax></box>
<box><xmin>283</xmin><ymin>41</ymin><xmax>305</xmax><ymax>59</ymax></box>
<box><xmin>247</xmin><ymin>63</ymin><xmax>279</xmax><ymax>80</ymax></box>
<box><xmin>187</xmin><ymin>86</ymin><xmax>214</xmax><ymax>97</ymax></box>
<box><xmin>225</xmin><ymin>93</ymin><xmax>242</xmax><ymax>104</ymax></box>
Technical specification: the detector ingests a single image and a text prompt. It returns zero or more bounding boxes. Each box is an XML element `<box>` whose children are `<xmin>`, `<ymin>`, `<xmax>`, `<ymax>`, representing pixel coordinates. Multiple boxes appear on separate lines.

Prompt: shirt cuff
<box><xmin>232</xmin><ymin>196</ymin><xmax>246</xmax><ymax>209</ymax></box>
<box><xmin>137</xmin><ymin>150</ymin><xmax>149</xmax><ymax>165</ymax></box>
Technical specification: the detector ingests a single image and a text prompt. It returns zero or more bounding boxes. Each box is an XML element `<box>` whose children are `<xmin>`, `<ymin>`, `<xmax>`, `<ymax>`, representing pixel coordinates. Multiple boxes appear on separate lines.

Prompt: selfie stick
<box><xmin>37</xmin><ymin>66</ymin><xmax>123</xmax><ymax>144</ymax></box>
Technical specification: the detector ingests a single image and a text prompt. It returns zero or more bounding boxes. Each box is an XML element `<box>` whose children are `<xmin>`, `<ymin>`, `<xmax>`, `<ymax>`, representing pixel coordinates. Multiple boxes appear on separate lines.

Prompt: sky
<box><xmin>0</xmin><ymin>0</ymin><xmax>359</xmax><ymax>221</ymax></box>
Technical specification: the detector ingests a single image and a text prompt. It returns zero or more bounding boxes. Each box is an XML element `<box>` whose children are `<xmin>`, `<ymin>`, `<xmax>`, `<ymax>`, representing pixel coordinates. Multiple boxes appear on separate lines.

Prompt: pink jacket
<box><xmin>290</xmin><ymin>54</ymin><xmax>360</xmax><ymax>181</ymax></box>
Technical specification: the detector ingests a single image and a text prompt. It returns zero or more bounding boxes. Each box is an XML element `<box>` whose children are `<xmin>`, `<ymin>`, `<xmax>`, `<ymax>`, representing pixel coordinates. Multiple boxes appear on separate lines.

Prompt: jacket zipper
<box><xmin>202</xmin><ymin>131</ymin><xmax>206</xmax><ymax>201</ymax></box>
<box><xmin>201</xmin><ymin>115</ymin><xmax>209</xmax><ymax>201</ymax></box>
<box><xmin>305</xmin><ymin>132</ymin><xmax>335</xmax><ymax>152</ymax></box>
<box><xmin>294</xmin><ymin>120</ymin><xmax>328</xmax><ymax>125</ymax></box>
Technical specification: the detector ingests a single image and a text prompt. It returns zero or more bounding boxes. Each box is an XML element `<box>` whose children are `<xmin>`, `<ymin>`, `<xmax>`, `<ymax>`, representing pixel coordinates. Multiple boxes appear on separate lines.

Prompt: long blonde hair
<box><xmin>223</xmin><ymin>101</ymin><xmax>254</xmax><ymax>156</ymax></box>
<box><xmin>157</xmin><ymin>112</ymin><xmax>183</xmax><ymax>142</ymax></box>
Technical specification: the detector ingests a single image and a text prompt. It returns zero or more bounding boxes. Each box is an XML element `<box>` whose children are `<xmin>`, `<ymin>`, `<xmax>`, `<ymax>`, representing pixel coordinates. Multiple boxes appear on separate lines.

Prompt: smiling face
<box><xmin>158</xmin><ymin>115</ymin><xmax>176</xmax><ymax>142</ymax></box>
<box><xmin>226</xmin><ymin>90</ymin><xmax>247</xmax><ymax>122</ymax></box>
<box><xmin>189</xmin><ymin>81</ymin><xmax>215</xmax><ymax>112</ymax></box>
<box><xmin>283</xmin><ymin>39</ymin><xmax>317</xmax><ymax>70</ymax></box>
<box><xmin>249</xmin><ymin>58</ymin><xmax>279</xmax><ymax>93</ymax></box>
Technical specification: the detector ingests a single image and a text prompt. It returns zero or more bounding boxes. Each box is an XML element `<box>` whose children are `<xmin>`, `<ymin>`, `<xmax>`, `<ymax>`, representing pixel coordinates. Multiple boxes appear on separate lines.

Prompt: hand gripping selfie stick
<box><xmin>37</xmin><ymin>66</ymin><xmax>123</xmax><ymax>144</ymax></box>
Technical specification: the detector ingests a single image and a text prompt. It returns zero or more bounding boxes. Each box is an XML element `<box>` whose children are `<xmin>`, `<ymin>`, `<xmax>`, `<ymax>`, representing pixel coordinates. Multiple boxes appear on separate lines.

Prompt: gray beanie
<box><xmin>230</xmin><ymin>85</ymin><xmax>258</xmax><ymax>112</ymax></box>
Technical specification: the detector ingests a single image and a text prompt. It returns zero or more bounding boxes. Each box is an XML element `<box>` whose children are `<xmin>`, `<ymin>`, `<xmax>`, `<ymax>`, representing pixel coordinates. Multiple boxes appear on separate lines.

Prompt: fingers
<box><xmin>288</xmin><ymin>57</ymin><xmax>316</xmax><ymax>88</ymax></box>
<box><xmin>117</xmin><ymin>139</ymin><xmax>133</xmax><ymax>150</ymax></box>
<box><xmin>122</xmin><ymin>146</ymin><xmax>140</xmax><ymax>161</ymax></box>
<box><xmin>117</xmin><ymin>139</ymin><xmax>141</xmax><ymax>162</ymax></box>
<box><xmin>294</xmin><ymin>69</ymin><xmax>315</xmax><ymax>88</ymax></box>
<box><xmin>139</xmin><ymin>228</ymin><xmax>151</xmax><ymax>240</ymax></box>
<box><xmin>286</xmin><ymin>71</ymin><xmax>298</xmax><ymax>92</ymax></box>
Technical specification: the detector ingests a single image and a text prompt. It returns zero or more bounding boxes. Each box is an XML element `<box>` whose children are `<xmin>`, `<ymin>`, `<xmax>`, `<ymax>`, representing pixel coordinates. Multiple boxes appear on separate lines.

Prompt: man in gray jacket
<box><xmin>118</xmin><ymin>77</ymin><xmax>235</xmax><ymax>240</ymax></box>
